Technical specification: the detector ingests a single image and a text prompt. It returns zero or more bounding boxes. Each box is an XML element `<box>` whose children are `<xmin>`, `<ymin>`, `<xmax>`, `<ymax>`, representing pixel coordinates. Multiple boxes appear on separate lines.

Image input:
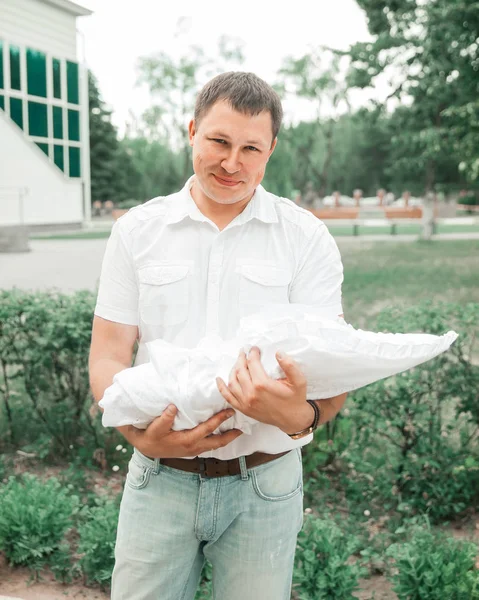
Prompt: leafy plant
<box><xmin>77</xmin><ymin>498</ymin><xmax>120</xmax><ymax>586</ymax></box>
<box><xmin>0</xmin><ymin>474</ymin><xmax>79</xmax><ymax>577</ymax></box>
<box><xmin>342</xmin><ymin>302</ymin><xmax>479</xmax><ymax>521</ymax></box>
<box><xmin>194</xmin><ymin>560</ymin><xmax>213</xmax><ymax>600</ymax></box>
<box><xmin>0</xmin><ymin>289</ymin><xmax>128</xmax><ymax>465</ymax></box>
<box><xmin>386</xmin><ymin>522</ymin><xmax>479</xmax><ymax>599</ymax></box>
<box><xmin>293</xmin><ymin>515</ymin><xmax>367</xmax><ymax>599</ymax></box>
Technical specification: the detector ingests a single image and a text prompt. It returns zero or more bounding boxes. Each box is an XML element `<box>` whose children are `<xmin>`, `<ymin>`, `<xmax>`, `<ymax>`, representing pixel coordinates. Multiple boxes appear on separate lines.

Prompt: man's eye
<box><xmin>213</xmin><ymin>139</ymin><xmax>226</xmax><ymax>144</ymax></box>
<box><xmin>246</xmin><ymin>146</ymin><xmax>259</xmax><ymax>152</ymax></box>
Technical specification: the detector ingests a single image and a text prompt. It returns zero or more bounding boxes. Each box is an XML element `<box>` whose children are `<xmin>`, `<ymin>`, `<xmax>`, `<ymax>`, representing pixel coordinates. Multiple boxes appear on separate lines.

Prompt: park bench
<box><xmin>310</xmin><ymin>208</ymin><xmax>360</xmax><ymax>220</ymax></box>
<box><xmin>309</xmin><ymin>206</ymin><xmax>424</xmax><ymax>235</ymax></box>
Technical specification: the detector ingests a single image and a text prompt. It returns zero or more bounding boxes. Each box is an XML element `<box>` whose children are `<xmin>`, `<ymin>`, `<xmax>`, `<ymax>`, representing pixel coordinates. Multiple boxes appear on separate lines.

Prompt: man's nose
<box><xmin>221</xmin><ymin>149</ymin><xmax>241</xmax><ymax>174</ymax></box>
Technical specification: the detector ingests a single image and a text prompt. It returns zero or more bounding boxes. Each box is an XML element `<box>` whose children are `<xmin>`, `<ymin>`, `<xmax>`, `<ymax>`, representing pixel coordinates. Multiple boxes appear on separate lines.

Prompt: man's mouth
<box><xmin>213</xmin><ymin>174</ymin><xmax>241</xmax><ymax>187</ymax></box>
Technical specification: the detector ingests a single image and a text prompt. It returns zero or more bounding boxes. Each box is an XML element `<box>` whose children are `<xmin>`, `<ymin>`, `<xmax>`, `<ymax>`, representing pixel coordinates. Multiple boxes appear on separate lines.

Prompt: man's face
<box><xmin>188</xmin><ymin>100</ymin><xmax>277</xmax><ymax>206</ymax></box>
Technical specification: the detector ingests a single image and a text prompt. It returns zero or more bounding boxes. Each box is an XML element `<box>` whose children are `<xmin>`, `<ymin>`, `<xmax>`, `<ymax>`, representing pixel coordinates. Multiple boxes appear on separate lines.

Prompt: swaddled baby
<box><xmin>99</xmin><ymin>304</ymin><xmax>458</xmax><ymax>433</ymax></box>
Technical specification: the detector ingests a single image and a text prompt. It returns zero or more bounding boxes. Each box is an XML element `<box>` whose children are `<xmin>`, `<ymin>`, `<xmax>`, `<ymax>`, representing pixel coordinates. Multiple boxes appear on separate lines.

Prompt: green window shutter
<box><xmin>28</xmin><ymin>101</ymin><xmax>48</xmax><ymax>137</ymax></box>
<box><xmin>35</xmin><ymin>142</ymin><xmax>49</xmax><ymax>156</ymax></box>
<box><xmin>10</xmin><ymin>45</ymin><xmax>21</xmax><ymax>91</ymax></box>
<box><xmin>0</xmin><ymin>40</ymin><xmax>4</xmax><ymax>89</ymax></box>
<box><xmin>54</xmin><ymin>144</ymin><xmax>64</xmax><ymax>171</ymax></box>
<box><xmin>69</xmin><ymin>146</ymin><xmax>81</xmax><ymax>177</ymax></box>
<box><xmin>66</xmin><ymin>61</ymin><xmax>79</xmax><ymax>104</ymax></box>
<box><xmin>27</xmin><ymin>48</ymin><xmax>47</xmax><ymax>97</ymax></box>
<box><xmin>9</xmin><ymin>97</ymin><xmax>23</xmax><ymax>129</ymax></box>
<box><xmin>53</xmin><ymin>105</ymin><xmax>63</xmax><ymax>139</ymax></box>
<box><xmin>0</xmin><ymin>95</ymin><xmax>4</xmax><ymax>110</ymax></box>
<box><xmin>52</xmin><ymin>58</ymin><xmax>62</xmax><ymax>99</ymax></box>
<box><xmin>68</xmin><ymin>109</ymin><xmax>80</xmax><ymax>141</ymax></box>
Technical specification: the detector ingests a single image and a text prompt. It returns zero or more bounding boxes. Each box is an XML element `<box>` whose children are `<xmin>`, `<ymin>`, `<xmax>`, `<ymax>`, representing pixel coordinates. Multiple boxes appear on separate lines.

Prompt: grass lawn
<box><xmin>340</xmin><ymin>239</ymin><xmax>479</xmax><ymax>326</ymax></box>
<box><xmin>327</xmin><ymin>223</ymin><xmax>479</xmax><ymax>236</ymax></box>
<box><xmin>30</xmin><ymin>222</ymin><xmax>479</xmax><ymax>241</ymax></box>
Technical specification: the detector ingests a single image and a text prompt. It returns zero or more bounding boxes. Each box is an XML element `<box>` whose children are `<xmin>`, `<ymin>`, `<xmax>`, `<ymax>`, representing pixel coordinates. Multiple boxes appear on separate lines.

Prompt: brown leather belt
<box><xmin>159</xmin><ymin>450</ymin><xmax>290</xmax><ymax>478</ymax></box>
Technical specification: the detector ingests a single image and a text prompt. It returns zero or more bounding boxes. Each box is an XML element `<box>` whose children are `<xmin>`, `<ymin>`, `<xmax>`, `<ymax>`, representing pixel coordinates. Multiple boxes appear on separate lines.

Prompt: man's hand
<box><xmin>216</xmin><ymin>347</ymin><xmax>314</xmax><ymax>435</ymax></box>
<box><xmin>120</xmin><ymin>407</ymin><xmax>243</xmax><ymax>459</ymax></box>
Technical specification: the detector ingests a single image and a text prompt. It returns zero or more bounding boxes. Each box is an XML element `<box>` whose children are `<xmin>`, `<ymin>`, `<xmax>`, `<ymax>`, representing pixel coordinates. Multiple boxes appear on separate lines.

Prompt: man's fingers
<box><xmin>235</xmin><ymin>350</ymin><xmax>254</xmax><ymax>393</ymax></box>
<box><xmin>246</xmin><ymin>346</ymin><xmax>270</xmax><ymax>387</ymax></box>
<box><xmin>217</xmin><ymin>377</ymin><xmax>241</xmax><ymax>408</ymax></box>
<box><xmin>192</xmin><ymin>406</ymin><xmax>235</xmax><ymax>440</ymax></box>
<box><xmin>275</xmin><ymin>351</ymin><xmax>306</xmax><ymax>387</ymax></box>
<box><xmin>146</xmin><ymin>404</ymin><xmax>178</xmax><ymax>437</ymax></box>
<box><xmin>197</xmin><ymin>429</ymin><xmax>243</xmax><ymax>453</ymax></box>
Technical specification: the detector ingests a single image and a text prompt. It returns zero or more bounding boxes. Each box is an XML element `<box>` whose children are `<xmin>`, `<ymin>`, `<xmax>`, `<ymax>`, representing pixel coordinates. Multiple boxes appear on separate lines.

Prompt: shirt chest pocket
<box><xmin>138</xmin><ymin>264</ymin><xmax>191</xmax><ymax>326</ymax></box>
<box><xmin>237</xmin><ymin>263</ymin><xmax>291</xmax><ymax>315</ymax></box>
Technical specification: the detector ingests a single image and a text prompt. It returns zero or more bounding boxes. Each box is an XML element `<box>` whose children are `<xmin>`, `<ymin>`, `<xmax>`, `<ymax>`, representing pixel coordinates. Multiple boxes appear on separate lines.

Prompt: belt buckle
<box><xmin>198</xmin><ymin>457</ymin><xmax>208</xmax><ymax>477</ymax></box>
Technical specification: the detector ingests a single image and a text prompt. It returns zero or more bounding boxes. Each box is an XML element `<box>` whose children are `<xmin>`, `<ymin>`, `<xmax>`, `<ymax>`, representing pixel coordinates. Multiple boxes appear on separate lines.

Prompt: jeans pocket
<box><xmin>126</xmin><ymin>455</ymin><xmax>153</xmax><ymax>490</ymax></box>
<box><xmin>250</xmin><ymin>450</ymin><xmax>303</xmax><ymax>502</ymax></box>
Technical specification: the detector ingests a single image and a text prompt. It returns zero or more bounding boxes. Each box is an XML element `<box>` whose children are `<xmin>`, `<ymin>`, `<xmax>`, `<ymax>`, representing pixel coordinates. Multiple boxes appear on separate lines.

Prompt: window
<box><xmin>54</xmin><ymin>144</ymin><xmax>64</xmax><ymax>171</ymax></box>
<box><xmin>0</xmin><ymin>95</ymin><xmax>4</xmax><ymax>110</ymax></box>
<box><xmin>68</xmin><ymin>109</ymin><xmax>80</xmax><ymax>141</ymax></box>
<box><xmin>52</xmin><ymin>105</ymin><xmax>63</xmax><ymax>139</ymax></box>
<box><xmin>66</xmin><ymin>60</ymin><xmax>79</xmax><ymax>104</ymax></box>
<box><xmin>27</xmin><ymin>48</ymin><xmax>47</xmax><ymax>97</ymax></box>
<box><xmin>52</xmin><ymin>58</ymin><xmax>62</xmax><ymax>99</ymax></box>
<box><xmin>10</xmin><ymin>45</ymin><xmax>21</xmax><ymax>91</ymax></box>
<box><xmin>69</xmin><ymin>146</ymin><xmax>81</xmax><ymax>177</ymax></box>
<box><xmin>28</xmin><ymin>101</ymin><xmax>48</xmax><ymax>137</ymax></box>
<box><xmin>0</xmin><ymin>40</ymin><xmax>4</xmax><ymax>89</ymax></box>
<box><xmin>35</xmin><ymin>142</ymin><xmax>49</xmax><ymax>156</ymax></box>
<box><xmin>9</xmin><ymin>97</ymin><xmax>23</xmax><ymax>129</ymax></box>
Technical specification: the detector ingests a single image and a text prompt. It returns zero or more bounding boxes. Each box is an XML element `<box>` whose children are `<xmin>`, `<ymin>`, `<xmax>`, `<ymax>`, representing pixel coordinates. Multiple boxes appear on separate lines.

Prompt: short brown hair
<box><xmin>194</xmin><ymin>72</ymin><xmax>283</xmax><ymax>141</ymax></box>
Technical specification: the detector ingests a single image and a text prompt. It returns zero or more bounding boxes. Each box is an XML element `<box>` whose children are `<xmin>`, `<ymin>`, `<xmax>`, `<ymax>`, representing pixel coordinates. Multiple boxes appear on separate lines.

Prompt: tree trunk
<box><xmin>421</xmin><ymin>161</ymin><xmax>436</xmax><ymax>240</ymax></box>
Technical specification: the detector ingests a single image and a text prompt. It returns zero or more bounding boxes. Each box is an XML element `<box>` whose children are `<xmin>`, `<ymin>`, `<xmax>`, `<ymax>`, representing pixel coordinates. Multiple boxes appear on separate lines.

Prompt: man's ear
<box><xmin>267</xmin><ymin>137</ymin><xmax>278</xmax><ymax>161</ymax></box>
<box><xmin>188</xmin><ymin>119</ymin><xmax>196</xmax><ymax>148</ymax></box>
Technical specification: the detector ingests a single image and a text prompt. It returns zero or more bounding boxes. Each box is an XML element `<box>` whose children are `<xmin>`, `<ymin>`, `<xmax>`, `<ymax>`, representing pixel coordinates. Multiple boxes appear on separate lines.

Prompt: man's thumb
<box><xmin>149</xmin><ymin>404</ymin><xmax>177</xmax><ymax>434</ymax></box>
<box><xmin>276</xmin><ymin>351</ymin><xmax>301</xmax><ymax>381</ymax></box>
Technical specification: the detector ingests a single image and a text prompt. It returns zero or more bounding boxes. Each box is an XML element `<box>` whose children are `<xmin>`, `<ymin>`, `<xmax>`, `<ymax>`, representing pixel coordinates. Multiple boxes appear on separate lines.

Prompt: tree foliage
<box><xmin>348</xmin><ymin>0</ymin><xmax>479</xmax><ymax>188</ymax></box>
<box><xmin>88</xmin><ymin>72</ymin><xmax>139</xmax><ymax>202</ymax></box>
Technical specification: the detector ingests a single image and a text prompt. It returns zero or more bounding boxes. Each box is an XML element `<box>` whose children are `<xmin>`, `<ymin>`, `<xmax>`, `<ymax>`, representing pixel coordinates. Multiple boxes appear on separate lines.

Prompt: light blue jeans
<box><xmin>111</xmin><ymin>448</ymin><xmax>304</xmax><ymax>600</ymax></box>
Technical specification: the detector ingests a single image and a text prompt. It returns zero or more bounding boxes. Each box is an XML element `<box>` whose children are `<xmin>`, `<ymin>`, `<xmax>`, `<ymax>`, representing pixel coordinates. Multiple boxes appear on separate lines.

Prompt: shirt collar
<box><xmin>165</xmin><ymin>176</ymin><xmax>278</xmax><ymax>226</ymax></box>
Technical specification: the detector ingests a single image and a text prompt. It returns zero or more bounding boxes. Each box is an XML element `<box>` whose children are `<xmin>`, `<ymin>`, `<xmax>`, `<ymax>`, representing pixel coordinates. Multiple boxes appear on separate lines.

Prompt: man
<box><xmin>89</xmin><ymin>71</ymin><xmax>347</xmax><ymax>600</ymax></box>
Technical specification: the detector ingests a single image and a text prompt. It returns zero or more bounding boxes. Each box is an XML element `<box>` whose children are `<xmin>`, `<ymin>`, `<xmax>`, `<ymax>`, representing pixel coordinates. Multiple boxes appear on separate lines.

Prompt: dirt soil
<box><xmin>1</xmin><ymin>564</ymin><xmax>397</xmax><ymax>600</ymax></box>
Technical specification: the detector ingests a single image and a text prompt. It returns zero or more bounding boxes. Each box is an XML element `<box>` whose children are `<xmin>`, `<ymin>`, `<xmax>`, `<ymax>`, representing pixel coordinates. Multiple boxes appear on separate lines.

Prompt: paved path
<box><xmin>1</xmin><ymin>239</ymin><xmax>107</xmax><ymax>292</ymax></box>
<box><xmin>1</xmin><ymin>233</ymin><xmax>478</xmax><ymax>293</ymax></box>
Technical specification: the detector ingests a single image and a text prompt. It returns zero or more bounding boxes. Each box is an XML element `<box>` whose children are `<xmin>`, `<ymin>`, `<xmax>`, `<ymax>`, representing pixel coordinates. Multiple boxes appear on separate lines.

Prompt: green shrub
<box><xmin>342</xmin><ymin>302</ymin><xmax>479</xmax><ymax>521</ymax></box>
<box><xmin>194</xmin><ymin>560</ymin><xmax>213</xmax><ymax>599</ymax></box>
<box><xmin>459</xmin><ymin>193</ymin><xmax>479</xmax><ymax>207</ymax></box>
<box><xmin>293</xmin><ymin>515</ymin><xmax>367</xmax><ymax>599</ymax></box>
<box><xmin>0</xmin><ymin>474</ymin><xmax>79</xmax><ymax>577</ymax></box>
<box><xmin>0</xmin><ymin>289</ymin><xmax>128</xmax><ymax>464</ymax></box>
<box><xmin>386</xmin><ymin>524</ymin><xmax>479</xmax><ymax>599</ymax></box>
<box><xmin>77</xmin><ymin>498</ymin><xmax>119</xmax><ymax>586</ymax></box>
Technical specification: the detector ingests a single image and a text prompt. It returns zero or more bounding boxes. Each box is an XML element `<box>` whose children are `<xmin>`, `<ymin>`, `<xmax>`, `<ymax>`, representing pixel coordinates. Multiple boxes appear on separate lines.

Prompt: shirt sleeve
<box><xmin>94</xmin><ymin>220</ymin><xmax>139</xmax><ymax>325</ymax></box>
<box><xmin>289</xmin><ymin>223</ymin><xmax>344</xmax><ymax>319</ymax></box>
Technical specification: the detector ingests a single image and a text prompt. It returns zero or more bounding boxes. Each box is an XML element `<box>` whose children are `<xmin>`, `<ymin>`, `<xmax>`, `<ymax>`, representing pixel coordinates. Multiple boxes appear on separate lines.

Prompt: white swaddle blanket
<box><xmin>99</xmin><ymin>304</ymin><xmax>458</xmax><ymax>433</ymax></box>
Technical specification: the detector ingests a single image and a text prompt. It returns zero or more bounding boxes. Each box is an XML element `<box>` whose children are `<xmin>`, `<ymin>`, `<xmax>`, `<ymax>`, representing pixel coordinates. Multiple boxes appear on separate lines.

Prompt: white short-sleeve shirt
<box><xmin>95</xmin><ymin>176</ymin><xmax>344</xmax><ymax>459</ymax></box>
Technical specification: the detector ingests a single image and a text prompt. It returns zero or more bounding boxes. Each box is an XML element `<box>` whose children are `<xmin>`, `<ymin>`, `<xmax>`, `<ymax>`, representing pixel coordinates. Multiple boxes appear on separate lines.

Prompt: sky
<box><xmin>75</xmin><ymin>0</ymin><xmax>380</xmax><ymax>134</ymax></box>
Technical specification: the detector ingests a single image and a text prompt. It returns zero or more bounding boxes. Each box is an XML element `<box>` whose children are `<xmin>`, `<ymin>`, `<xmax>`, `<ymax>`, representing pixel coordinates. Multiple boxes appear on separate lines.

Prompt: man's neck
<box><xmin>190</xmin><ymin>180</ymin><xmax>254</xmax><ymax>231</ymax></box>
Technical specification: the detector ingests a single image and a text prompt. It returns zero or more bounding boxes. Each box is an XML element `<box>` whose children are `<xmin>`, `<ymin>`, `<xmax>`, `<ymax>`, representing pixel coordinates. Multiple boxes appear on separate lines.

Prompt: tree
<box><xmin>347</xmin><ymin>0</ymin><xmax>479</xmax><ymax>191</ymax></box>
<box><xmin>120</xmin><ymin>137</ymin><xmax>183</xmax><ymax>201</ymax></box>
<box><xmin>276</xmin><ymin>49</ymin><xmax>351</xmax><ymax>197</ymax></box>
<box><xmin>88</xmin><ymin>72</ymin><xmax>139</xmax><ymax>203</ymax></box>
<box><xmin>135</xmin><ymin>36</ymin><xmax>245</xmax><ymax>181</ymax></box>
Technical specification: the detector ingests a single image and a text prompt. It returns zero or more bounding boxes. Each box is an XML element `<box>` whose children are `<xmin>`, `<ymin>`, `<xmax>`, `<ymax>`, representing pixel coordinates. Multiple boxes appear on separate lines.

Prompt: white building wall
<box><xmin>0</xmin><ymin>0</ymin><xmax>79</xmax><ymax>60</ymax></box>
<box><xmin>0</xmin><ymin>112</ymin><xmax>83</xmax><ymax>225</ymax></box>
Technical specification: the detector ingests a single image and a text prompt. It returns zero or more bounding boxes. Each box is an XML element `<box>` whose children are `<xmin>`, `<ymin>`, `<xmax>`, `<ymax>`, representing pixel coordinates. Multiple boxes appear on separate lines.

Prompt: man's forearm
<box><xmin>314</xmin><ymin>392</ymin><xmax>348</xmax><ymax>425</ymax></box>
<box><xmin>89</xmin><ymin>358</ymin><xmax>130</xmax><ymax>404</ymax></box>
